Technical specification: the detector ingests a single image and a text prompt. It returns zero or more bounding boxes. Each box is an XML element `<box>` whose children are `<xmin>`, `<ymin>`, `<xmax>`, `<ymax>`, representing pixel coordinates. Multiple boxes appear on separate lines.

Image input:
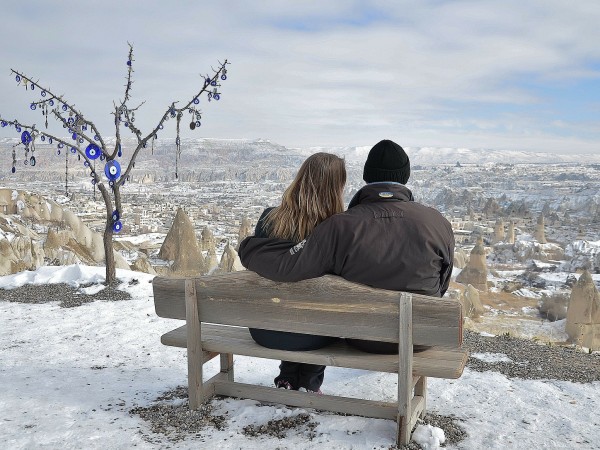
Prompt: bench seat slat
<box><xmin>161</xmin><ymin>324</ymin><xmax>467</xmax><ymax>379</ymax></box>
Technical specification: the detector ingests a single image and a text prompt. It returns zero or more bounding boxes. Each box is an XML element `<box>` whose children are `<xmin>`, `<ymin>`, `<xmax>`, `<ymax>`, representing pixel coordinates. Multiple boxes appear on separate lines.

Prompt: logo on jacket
<box><xmin>289</xmin><ymin>239</ymin><xmax>307</xmax><ymax>255</ymax></box>
<box><xmin>378</xmin><ymin>191</ymin><xmax>394</xmax><ymax>198</ymax></box>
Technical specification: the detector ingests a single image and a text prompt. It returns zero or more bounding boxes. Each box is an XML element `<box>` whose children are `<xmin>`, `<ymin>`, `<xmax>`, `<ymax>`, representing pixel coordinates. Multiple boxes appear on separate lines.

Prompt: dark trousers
<box><xmin>249</xmin><ymin>328</ymin><xmax>337</xmax><ymax>391</ymax></box>
<box><xmin>346</xmin><ymin>338</ymin><xmax>429</xmax><ymax>354</ymax></box>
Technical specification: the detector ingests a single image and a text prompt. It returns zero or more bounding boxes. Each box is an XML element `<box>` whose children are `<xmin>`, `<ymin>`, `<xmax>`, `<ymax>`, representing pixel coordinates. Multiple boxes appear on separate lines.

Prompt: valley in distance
<box><xmin>1</xmin><ymin>137</ymin><xmax>600</xmax><ymax>350</ymax></box>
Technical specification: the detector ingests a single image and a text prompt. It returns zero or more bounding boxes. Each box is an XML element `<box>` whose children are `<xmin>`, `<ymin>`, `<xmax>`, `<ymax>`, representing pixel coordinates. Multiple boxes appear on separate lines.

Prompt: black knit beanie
<box><xmin>363</xmin><ymin>139</ymin><xmax>410</xmax><ymax>184</ymax></box>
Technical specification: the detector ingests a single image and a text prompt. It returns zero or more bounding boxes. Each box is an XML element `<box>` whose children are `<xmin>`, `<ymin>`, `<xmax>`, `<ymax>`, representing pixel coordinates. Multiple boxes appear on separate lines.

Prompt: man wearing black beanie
<box><xmin>240</xmin><ymin>139</ymin><xmax>454</xmax><ymax>354</ymax></box>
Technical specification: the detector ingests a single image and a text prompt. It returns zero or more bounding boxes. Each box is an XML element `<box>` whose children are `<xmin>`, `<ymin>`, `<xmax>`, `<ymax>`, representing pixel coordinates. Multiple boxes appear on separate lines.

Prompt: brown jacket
<box><xmin>239</xmin><ymin>183</ymin><xmax>454</xmax><ymax>297</ymax></box>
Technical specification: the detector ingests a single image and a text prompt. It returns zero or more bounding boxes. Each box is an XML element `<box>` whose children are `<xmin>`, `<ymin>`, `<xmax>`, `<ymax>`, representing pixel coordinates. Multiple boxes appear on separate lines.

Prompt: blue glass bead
<box><xmin>49</xmin><ymin>99</ymin><xmax>54</xmax><ymax>106</ymax></box>
<box><xmin>49</xmin><ymin>138</ymin><xmax>53</xmax><ymax>144</ymax></box>
<box><xmin>15</xmin><ymin>126</ymin><xmax>21</xmax><ymax>132</ymax></box>
<box><xmin>30</xmin><ymin>156</ymin><xmax>36</xmax><ymax>166</ymax></box>
<box><xmin>41</xmin><ymin>91</ymin><xmax>46</xmax><ymax>97</ymax></box>
<box><xmin>127</xmin><ymin>60</ymin><xmax>131</xmax><ymax>66</ymax></box>
<box><xmin>15</xmin><ymin>75</ymin><xmax>21</xmax><ymax>82</ymax></box>
<box><xmin>58</xmin><ymin>143</ymin><xmax>64</xmax><ymax>148</ymax></box>
<box><xmin>62</xmin><ymin>104</ymin><xmax>67</xmax><ymax>111</ymax></box>
<box><xmin>124</xmin><ymin>122</ymin><xmax>129</xmax><ymax>128</ymax></box>
<box><xmin>21</xmin><ymin>131</ymin><xmax>32</xmax><ymax>145</ymax></box>
<box><xmin>12</xmin><ymin>167</ymin><xmax>16</xmax><ymax>173</ymax></box>
<box><xmin>41</xmin><ymin>135</ymin><xmax>46</xmax><ymax>141</ymax></box>
<box><xmin>214</xmin><ymin>94</ymin><xmax>220</xmax><ymax>100</ymax></box>
<box><xmin>195</xmin><ymin>121</ymin><xmax>201</xmax><ymax>127</ymax></box>
<box><xmin>85</xmin><ymin>144</ymin><xmax>100</xmax><ymax>160</ymax></box>
<box><xmin>221</xmin><ymin>74</ymin><xmax>227</xmax><ymax>81</ymax></box>
<box><xmin>30</xmin><ymin>84</ymin><xmax>35</xmax><ymax>90</ymax></box>
<box><xmin>100</xmin><ymin>154</ymin><xmax>105</xmax><ymax>161</ymax></box>
<box><xmin>112</xmin><ymin>220</ymin><xmax>123</xmax><ymax>232</ymax></box>
<box><xmin>205</xmin><ymin>77</ymin><xmax>211</xmax><ymax>84</ymax></box>
<box><xmin>104</xmin><ymin>160</ymin><xmax>121</xmax><ymax>180</ymax></box>
<box><xmin>84</xmin><ymin>161</ymin><xmax>89</xmax><ymax>167</ymax></box>
<box><xmin>72</xmin><ymin>133</ymin><xmax>77</xmax><ymax>140</ymax></box>
<box><xmin>30</xmin><ymin>104</ymin><xmax>36</xmax><ymax>110</ymax></box>
<box><xmin>211</xmin><ymin>80</ymin><xmax>217</xmax><ymax>86</ymax></box>
<box><xmin>118</xmin><ymin>150</ymin><xmax>122</xmax><ymax>157</ymax></box>
<box><xmin>91</xmin><ymin>179</ymin><xmax>95</xmax><ymax>185</ymax></box>
<box><xmin>94</xmin><ymin>135</ymin><xmax>99</xmax><ymax>141</ymax></box>
<box><xmin>176</xmin><ymin>137</ymin><xmax>180</xmax><ymax>145</ymax></box>
<box><xmin>78</xmin><ymin>138</ymin><xmax>84</xmax><ymax>143</ymax></box>
<box><xmin>1</xmin><ymin>121</ymin><xmax>7</xmax><ymax>127</ymax></box>
<box><xmin>68</xmin><ymin>118</ymin><xmax>74</xmax><ymax>125</ymax></box>
<box><xmin>77</xmin><ymin>154</ymin><xmax>80</xmax><ymax>161</ymax></box>
<box><xmin>56</xmin><ymin>150</ymin><xmax>61</xmax><ymax>156</ymax></box>
<box><xmin>82</xmin><ymin>125</ymin><xmax>87</xmax><ymax>131</ymax></box>
<box><xmin>71</xmin><ymin>147</ymin><xmax>77</xmax><ymax>154</ymax></box>
<box><xmin>193</xmin><ymin>98</ymin><xmax>199</xmax><ymax>105</ymax></box>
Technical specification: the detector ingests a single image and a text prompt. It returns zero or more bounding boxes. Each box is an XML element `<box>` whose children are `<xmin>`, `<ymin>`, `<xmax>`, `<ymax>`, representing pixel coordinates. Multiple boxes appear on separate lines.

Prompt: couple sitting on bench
<box><xmin>239</xmin><ymin>139</ymin><xmax>455</xmax><ymax>394</ymax></box>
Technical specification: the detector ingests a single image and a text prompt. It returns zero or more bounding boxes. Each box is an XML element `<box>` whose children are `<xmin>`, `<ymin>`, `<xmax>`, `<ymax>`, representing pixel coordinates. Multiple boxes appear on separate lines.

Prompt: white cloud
<box><xmin>0</xmin><ymin>0</ymin><xmax>599</xmax><ymax>153</ymax></box>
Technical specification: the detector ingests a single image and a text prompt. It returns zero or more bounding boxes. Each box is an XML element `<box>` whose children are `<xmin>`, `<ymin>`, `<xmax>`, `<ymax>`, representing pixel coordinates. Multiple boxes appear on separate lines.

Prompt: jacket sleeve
<box><xmin>238</xmin><ymin>232</ymin><xmax>334</xmax><ymax>282</ymax></box>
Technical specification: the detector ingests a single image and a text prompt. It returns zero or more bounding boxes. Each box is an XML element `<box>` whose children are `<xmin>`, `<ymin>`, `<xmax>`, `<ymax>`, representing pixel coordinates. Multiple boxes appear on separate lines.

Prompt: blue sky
<box><xmin>0</xmin><ymin>0</ymin><xmax>599</xmax><ymax>154</ymax></box>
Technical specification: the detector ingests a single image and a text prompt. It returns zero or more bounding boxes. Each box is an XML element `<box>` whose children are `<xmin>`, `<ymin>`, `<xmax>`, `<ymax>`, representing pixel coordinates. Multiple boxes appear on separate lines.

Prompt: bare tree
<box><xmin>0</xmin><ymin>44</ymin><xmax>229</xmax><ymax>284</ymax></box>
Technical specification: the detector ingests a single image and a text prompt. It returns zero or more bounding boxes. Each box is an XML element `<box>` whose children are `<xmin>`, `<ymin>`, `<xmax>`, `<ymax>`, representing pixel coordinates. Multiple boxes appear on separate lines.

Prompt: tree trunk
<box><xmin>104</xmin><ymin>223</ymin><xmax>116</xmax><ymax>285</ymax></box>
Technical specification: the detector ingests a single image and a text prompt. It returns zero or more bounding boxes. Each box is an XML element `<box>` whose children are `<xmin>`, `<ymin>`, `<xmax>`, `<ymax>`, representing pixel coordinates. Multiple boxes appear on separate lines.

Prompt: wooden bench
<box><xmin>153</xmin><ymin>271</ymin><xmax>467</xmax><ymax>446</ymax></box>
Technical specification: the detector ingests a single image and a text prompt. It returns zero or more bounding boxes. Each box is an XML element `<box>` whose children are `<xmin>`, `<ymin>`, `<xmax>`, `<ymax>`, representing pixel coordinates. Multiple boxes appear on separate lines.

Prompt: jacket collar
<box><xmin>348</xmin><ymin>183</ymin><xmax>414</xmax><ymax>208</ymax></box>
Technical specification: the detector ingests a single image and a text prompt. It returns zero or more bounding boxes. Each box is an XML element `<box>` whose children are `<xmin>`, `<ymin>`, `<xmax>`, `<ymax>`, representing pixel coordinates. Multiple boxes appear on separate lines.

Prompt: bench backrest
<box><xmin>153</xmin><ymin>271</ymin><xmax>463</xmax><ymax>347</ymax></box>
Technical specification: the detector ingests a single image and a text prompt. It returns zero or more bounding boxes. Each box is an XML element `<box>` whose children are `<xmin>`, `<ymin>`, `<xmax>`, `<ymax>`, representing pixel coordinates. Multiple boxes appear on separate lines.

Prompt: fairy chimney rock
<box><xmin>462</xmin><ymin>284</ymin><xmax>485</xmax><ymax>318</ymax></box>
<box><xmin>237</xmin><ymin>216</ymin><xmax>253</xmax><ymax>251</ymax></box>
<box><xmin>159</xmin><ymin>208</ymin><xmax>206</xmax><ymax>276</ymax></box>
<box><xmin>205</xmin><ymin>246</ymin><xmax>219</xmax><ymax>274</ymax></box>
<box><xmin>493</xmin><ymin>218</ymin><xmax>505</xmax><ymax>243</ymax></box>
<box><xmin>534</xmin><ymin>214</ymin><xmax>547</xmax><ymax>244</ymax></box>
<box><xmin>566</xmin><ymin>270</ymin><xmax>600</xmax><ymax>350</ymax></box>
<box><xmin>217</xmin><ymin>242</ymin><xmax>245</xmax><ymax>273</ymax></box>
<box><xmin>507</xmin><ymin>221</ymin><xmax>515</xmax><ymax>244</ymax></box>
<box><xmin>200</xmin><ymin>226</ymin><xmax>216</xmax><ymax>252</ymax></box>
<box><xmin>456</xmin><ymin>236</ymin><xmax>488</xmax><ymax>291</ymax></box>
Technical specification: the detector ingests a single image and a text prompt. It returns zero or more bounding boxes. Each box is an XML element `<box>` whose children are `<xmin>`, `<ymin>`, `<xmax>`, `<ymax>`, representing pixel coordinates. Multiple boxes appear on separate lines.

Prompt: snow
<box><xmin>412</xmin><ymin>424</ymin><xmax>446</xmax><ymax>450</ymax></box>
<box><xmin>471</xmin><ymin>353</ymin><xmax>513</xmax><ymax>363</ymax></box>
<box><xmin>1</xmin><ymin>265</ymin><xmax>599</xmax><ymax>449</ymax></box>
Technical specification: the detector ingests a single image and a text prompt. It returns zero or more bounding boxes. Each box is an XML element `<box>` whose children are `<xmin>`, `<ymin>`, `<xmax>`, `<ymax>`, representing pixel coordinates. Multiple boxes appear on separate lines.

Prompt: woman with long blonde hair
<box><xmin>246</xmin><ymin>152</ymin><xmax>346</xmax><ymax>393</ymax></box>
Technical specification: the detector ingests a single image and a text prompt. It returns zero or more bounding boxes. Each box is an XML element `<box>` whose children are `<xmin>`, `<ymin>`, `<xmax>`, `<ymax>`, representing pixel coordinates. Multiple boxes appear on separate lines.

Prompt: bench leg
<box><xmin>415</xmin><ymin>376</ymin><xmax>427</xmax><ymax>418</ymax></box>
<box><xmin>220</xmin><ymin>353</ymin><xmax>234</xmax><ymax>381</ymax></box>
<box><xmin>397</xmin><ymin>293</ymin><xmax>413</xmax><ymax>446</ymax></box>
<box><xmin>185</xmin><ymin>279</ymin><xmax>203</xmax><ymax>409</ymax></box>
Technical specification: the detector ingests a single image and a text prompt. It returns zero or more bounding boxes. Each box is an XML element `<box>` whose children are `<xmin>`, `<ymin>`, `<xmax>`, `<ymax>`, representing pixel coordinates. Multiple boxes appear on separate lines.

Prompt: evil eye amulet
<box><xmin>85</xmin><ymin>143</ymin><xmax>101</xmax><ymax>159</ymax></box>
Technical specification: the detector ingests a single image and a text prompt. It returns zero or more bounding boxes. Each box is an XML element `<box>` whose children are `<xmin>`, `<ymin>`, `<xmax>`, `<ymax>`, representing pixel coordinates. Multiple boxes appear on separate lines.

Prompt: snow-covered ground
<box><xmin>1</xmin><ymin>265</ymin><xmax>599</xmax><ymax>449</ymax></box>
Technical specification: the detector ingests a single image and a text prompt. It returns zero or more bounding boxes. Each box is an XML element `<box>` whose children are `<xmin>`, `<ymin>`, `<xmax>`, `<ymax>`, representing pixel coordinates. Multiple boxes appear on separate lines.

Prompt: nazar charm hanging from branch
<box><xmin>0</xmin><ymin>43</ymin><xmax>230</xmax><ymax>285</ymax></box>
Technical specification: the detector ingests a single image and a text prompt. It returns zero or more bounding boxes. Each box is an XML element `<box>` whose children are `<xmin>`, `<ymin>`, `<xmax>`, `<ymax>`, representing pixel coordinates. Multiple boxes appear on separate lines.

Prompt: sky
<box><xmin>0</xmin><ymin>0</ymin><xmax>599</xmax><ymax>154</ymax></box>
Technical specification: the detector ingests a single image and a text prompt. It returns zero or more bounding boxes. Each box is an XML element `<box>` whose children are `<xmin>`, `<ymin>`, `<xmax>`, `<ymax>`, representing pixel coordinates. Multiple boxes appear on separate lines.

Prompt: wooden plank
<box><xmin>213</xmin><ymin>380</ymin><xmax>398</xmax><ymax>420</ymax></box>
<box><xmin>160</xmin><ymin>324</ymin><xmax>468</xmax><ymax>379</ymax></box>
<box><xmin>408</xmin><ymin>395</ymin><xmax>425</xmax><ymax>431</ymax></box>
<box><xmin>414</xmin><ymin>376</ymin><xmax>427</xmax><ymax>419</ymax></box>
<box><xmin>185</xmin><ymin>279</ymin><xmax>203</xmax><ymax>409</ymax></box>
<box><xmin>220</xmin><ymin>353</ymin><xmax>234</xmax><ymax>381</ymax></box>
<box><xmin>397</xmin><ymin>293</ymin><xmax>413</xmax><ymax>446</ymax></box>
<box><xmin>153</xmin><ymin>273</ymin><xmax>462</xmax><ymax>347</ymax></box>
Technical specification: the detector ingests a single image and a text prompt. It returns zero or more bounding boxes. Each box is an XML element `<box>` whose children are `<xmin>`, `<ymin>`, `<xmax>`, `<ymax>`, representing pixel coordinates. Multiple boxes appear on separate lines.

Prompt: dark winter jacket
<box><xmin>239</xmin><ymin>183</ymin><xmax>455</xmax><ymax>297</ymax></box>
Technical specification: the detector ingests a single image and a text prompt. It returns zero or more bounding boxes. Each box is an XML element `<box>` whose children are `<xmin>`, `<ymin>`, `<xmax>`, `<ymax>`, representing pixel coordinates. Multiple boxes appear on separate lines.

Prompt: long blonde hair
<box><xmin>265</xmin><ymin>152</ymin><xmax>346</xmax><ymax>241</ymax></box>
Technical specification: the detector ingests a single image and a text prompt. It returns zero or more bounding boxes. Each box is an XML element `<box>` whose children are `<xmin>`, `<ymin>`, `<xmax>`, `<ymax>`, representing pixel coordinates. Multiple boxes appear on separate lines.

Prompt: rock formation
<box><xmin>131</xmin><ymin>254</ymin><xmax>157</xmax><ymax>275</ymax></box>
<box><xmin>205</xmin><ymin>246</ymin><xmax>219</xmax><ymax>274</ymax></box>
<box><xmin>506</xmin><ymin>221</ymin><xmax>515</xmax><ymax>244</ymax></box>
<box><xmin>493</xmin><ymin>218</ymin><xmax>505</xmax><ymax>243</ymax></box>
<box><xmin>200</xmin><ymin>226</ymin><xmax>217</xmax><ymax>252</ymax></box>
<box><xmin>534</xmin><ymin>214</ymin><xmax>547</xmax><ymax>244</ymax></box>
<box><xmin>237</xmin><ymin>216</ymin><xmax>253</xmax><ymax>250</ymax></box>
<box><xmin>159</xmin><ymin>208</ymin><xmax>206</xmax><ymax>276</ymax></box>
<box><xmin>461</xmin><ymin>284</ymin><xmax>485</xmax><ymax>318</ymax></box>
<box><xmin>453</xmin><ymin>247</ymin><xmax>468</xmax><ymax>269</ymax></box>
<box><xmin>456</xmin><ymin>236</ymin><xmax>488</xmax><ymax>291</ymax></box>
<box><xmin>216</xmin><ymin>242</ymin><xmax>244</xmax><ymax>273</ymax></box>
<box><xmin>566</xmin><ymin>270</ymin><xmax>600</xmax><ymax>350</ymax></box>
